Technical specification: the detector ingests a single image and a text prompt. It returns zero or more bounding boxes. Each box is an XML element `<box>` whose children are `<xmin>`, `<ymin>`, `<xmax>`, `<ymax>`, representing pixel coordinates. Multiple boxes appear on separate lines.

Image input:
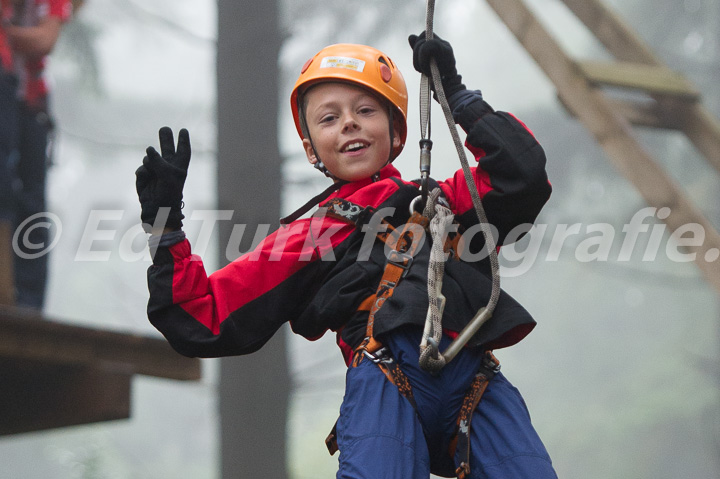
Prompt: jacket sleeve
<box><xmin>438</xmin><ymin>99</ymin><xmax>551</xmax><ymax>246</ymax></box>
<box><xmin>145</xmin><ymin>216</ymin><xmax>354</xmax><ymax>358</ymax></box>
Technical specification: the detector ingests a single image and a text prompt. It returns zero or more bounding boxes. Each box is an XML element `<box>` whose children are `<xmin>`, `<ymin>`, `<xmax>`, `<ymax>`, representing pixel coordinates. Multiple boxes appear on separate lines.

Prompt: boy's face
<box><xmin>302</xmin><ymin>82</ymin><xmax>401</xmax><ymax>182</ymax></box>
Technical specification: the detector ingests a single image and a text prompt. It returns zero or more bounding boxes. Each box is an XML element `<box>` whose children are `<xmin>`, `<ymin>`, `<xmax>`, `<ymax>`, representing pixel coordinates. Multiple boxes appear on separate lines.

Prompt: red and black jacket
<box><xmin>146</xmin><ymin>110</ymin><xmax>551</xmax><ymax>360</ymax></box>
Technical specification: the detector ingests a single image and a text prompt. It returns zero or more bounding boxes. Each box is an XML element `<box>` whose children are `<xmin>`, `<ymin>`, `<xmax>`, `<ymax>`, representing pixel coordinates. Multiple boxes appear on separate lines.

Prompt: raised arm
<box><xmin>408</xmin><ymin>31</ymin><xmax>551</xmax><ymax>245</ymax></box>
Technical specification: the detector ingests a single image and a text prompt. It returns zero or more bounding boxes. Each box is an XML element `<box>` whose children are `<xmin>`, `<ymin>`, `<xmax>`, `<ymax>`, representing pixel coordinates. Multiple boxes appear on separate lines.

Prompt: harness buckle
<box><xmin>480</xmin><ymin>351</ymin><xmax>501</xmax><ymax>376</ymax></box>
<box><xmin>387</xmin><ymin>250</ymin><xmax>413</xmax><ymax>276</ymax></box>
<box><xmin>363</xmin><ymin>346</ymin><xmax>391</xmax><ymax>364</ymax></box>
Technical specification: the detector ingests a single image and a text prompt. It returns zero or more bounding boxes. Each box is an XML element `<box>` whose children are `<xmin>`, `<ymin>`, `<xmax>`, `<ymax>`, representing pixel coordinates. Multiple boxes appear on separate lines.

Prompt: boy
<box><xmin>136</xmin><ymin>34</ymin><xmax>557</xmax><ymax>478</ymax></box>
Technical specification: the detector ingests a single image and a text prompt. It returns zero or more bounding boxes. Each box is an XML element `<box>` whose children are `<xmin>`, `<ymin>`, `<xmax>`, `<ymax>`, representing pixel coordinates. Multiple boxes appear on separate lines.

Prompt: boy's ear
<box><xmin>303</xmin><ymin>138</ymin><xmax>317</xmax><ymax>165</ymax></box>
<box><xmin>392</xmin><ymin>123</ymin><xmax>402</xmax><ymax>149</ymax></box>
<box><xmin>392</xmin><ymin>134</ymin><xmax>402</xmax><ymax>150</ymax></box>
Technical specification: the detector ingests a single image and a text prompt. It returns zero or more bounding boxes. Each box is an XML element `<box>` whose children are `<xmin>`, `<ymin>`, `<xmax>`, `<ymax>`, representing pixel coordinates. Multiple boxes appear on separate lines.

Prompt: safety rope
<box><xmin>419</xmin><ymin>188</ymin><xmax>453</xmax><ymax>371</ymax></box>
<box><xmin>417</xmin><ymin>0</ymin><xmax>501</xmax><ymax>373</ymax></box>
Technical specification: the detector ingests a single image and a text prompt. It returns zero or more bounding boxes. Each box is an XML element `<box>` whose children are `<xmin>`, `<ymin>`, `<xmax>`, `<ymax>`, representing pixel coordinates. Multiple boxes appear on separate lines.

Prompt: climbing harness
<box><xmin>321</xmin><ymin>197</ymin><xmax>500</xmax><ymax>478</ymax></box>
<box><xmin>416</xmin><ymin>0</ymin><xmax>501</xmax><ymax>374</ymax></box>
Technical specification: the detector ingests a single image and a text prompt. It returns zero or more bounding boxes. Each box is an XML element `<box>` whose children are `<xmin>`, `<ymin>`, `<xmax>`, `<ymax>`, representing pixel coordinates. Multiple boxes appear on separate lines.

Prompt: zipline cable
<box><xmin>418</xmin><ymin>0</ymin><xmax>501</xmax><ymax>373</ymax></box>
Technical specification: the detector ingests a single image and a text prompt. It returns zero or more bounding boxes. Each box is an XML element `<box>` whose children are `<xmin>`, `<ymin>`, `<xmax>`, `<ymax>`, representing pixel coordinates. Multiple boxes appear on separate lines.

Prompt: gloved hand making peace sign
<box><xmin>135</xmin><ymin>127</ymin><xmax>191</xmax><ymax>234</ymax></box>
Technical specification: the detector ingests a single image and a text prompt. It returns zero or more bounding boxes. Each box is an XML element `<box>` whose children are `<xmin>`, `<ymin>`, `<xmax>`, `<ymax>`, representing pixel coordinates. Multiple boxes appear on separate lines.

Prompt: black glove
<box><xmin>408</xmin><ymin>32</ymin><xmax>466</xmax><ymax>98</ymax></box>
<box><xmin>135</xmin><ymin>127</ymin><xmax>191</xmax><ymax>234</ymax></box>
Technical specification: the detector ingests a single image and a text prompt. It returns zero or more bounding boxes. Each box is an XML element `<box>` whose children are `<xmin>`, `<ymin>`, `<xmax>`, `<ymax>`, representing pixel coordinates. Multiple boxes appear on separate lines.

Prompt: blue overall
<box><xmin>335</xmin><ymin>327</ymin><xmax>557</xmax><ymax>478</ymax></box>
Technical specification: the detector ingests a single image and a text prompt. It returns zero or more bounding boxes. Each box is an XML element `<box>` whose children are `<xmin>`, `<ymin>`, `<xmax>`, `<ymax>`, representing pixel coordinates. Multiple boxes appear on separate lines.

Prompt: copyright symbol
<box><xmin>12</xmin><ymin>212</ymin><xmax>62</xmax><ymax>259</ymax></box>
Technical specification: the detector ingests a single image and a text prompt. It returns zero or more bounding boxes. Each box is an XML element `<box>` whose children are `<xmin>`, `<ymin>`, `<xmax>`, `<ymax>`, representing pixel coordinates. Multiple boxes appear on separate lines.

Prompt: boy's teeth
<box><xmin>344</xmin><ymin>142</ymin><xmax>364</xmax><ymax>152</ymax></box>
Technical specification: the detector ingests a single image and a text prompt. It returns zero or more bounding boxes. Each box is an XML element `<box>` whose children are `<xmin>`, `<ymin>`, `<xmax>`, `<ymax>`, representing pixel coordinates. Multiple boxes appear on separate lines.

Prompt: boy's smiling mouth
<box><xmin>341</xmin><ymin>141</ymin><xmax>369</xmax><ymax>153</ymax></box>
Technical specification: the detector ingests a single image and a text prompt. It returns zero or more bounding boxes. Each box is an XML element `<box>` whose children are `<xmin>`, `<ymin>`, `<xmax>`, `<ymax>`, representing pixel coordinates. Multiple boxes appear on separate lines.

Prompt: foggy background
<box><xmin>0</xmin><ymin>0</ymin><xmax>718</xmax><ymax>477</ymax></box>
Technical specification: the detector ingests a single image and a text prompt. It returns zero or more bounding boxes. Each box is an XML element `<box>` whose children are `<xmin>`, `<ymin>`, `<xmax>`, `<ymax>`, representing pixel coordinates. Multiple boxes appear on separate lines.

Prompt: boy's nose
<box><xmin>341</xmin><ymin>114</ymin><xmax>360</xmax><ymax>132</ymax></box>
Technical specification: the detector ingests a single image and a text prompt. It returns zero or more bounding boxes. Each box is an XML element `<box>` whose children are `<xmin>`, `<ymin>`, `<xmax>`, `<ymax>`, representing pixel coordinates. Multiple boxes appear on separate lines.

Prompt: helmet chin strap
<box><xmin>299</xmin><ymin>99</ymin><xmax>338</xmax><ymax>180</ymax></box>
<box><xmin>380</xmin><ymin>105</ymin><xmax>396</xmax><ymax>178</ymax></box>
<box><xmin>370</xmin><ymin>105</ymin><xmax>397</xmax><ymax>182</ymax></box>
<box><xmin>312</xmin><ymin>153</ymin><xmax>334</xmax><ymax>179</ymax></box>
<box><xmin>313</xmin><ymin>161</ymin><xmax>330</xmax><ymax>176</ymax></box>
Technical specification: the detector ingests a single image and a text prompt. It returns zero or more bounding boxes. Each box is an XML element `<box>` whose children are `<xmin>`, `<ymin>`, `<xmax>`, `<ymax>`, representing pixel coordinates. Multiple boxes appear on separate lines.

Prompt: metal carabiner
<box><xmin>419</xmin><ymin>138</ymin><xmax>433</xmax><ymax>210</ymax></box>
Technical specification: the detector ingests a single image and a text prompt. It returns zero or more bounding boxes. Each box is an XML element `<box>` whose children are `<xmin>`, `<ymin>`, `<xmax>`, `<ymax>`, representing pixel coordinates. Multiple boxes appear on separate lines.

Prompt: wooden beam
<box><xmin>576</xmin><ymin>61</ymin><xmax>700</xmax><ymax>100</ymax></box>
<box><xmin>676</xmin><ymin>101</ymin><xmax>720</xmax><ymax>174</ymax></box>
<box><xmin>0</xmin><ymin>358</ymin><xmax>131</xmax><ymax>436</ymax></box>
<box><xmin>604</xmin><ymin>98</ymin><xmax>674</xmax><ymax>130</ymax></box>
<box><xmin>485</xmin><ymin>0</ymin><xmax>720</xmax><ymax>295</ymax></box>
<box><xmin>558</xmin><ymin>94</ymin><xmax>679</xmax><ymax>130</ymax></box>
<box><xmin>560</xmin><ymin>0</ymin><xmax>720</xmax><ymax>174</ymax></box>
<box><xmin>0</xmin><ymin>221</ymin><xmax>15</xmax><ymax>306</ymax></box>
<box><xmin>0</xmin><ymin>308</ymin><xmax>201</xmax><ymax>435</ymax></box>
<box><xmin>0</xmin><ymin>307</ymin><xmax>201</xmax><ymax>381</ymax></box>
<box><xmin>560</xmin><ymin>0</ymin><xmax>660</xmax><ymax>64</ymax></box>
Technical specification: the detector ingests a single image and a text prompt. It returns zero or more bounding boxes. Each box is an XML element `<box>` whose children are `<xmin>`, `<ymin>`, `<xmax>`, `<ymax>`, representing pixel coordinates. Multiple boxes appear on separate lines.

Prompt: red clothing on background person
<box><xmin>11</xmin><ymin>0</ymin><xmax>72</xmax><ymax>108</ymax></box>
<box><xmin>0</xmin><ymin>0</ymin><xmax>13</xmax><ymax>69</ymax></box>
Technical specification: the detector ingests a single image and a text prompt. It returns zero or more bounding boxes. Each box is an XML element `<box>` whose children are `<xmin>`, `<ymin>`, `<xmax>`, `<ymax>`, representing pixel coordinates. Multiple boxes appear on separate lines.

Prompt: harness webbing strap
<box><xmin>356</xmin><ymin>294</ymin><xmax>375</xmax><ymax>312</ymax></box>
<box><xmin>450</xmin><ymin>351</ymin><xmax>500</xmax><ymax>479</ymax></box>
<box><xmin>352</xmin><ymin>211</ymin><xmax>428</xmax><ymax>362</ymax></box>
<box><xmin>325</xmin><ymin>425</ymin><xmax>339</xmax><ymax>455</ymax></box>
<box><xmin>326</xmin><ymin>208</ymin><xmax>426</xmax><ymax>457</ymax></box>
<box><xmin>322</xmin><ymin>197</ymin><xmax>375</xmax><ymax>226</ymax></box>
<box><xmin>279</xmin><ymin>181</ymin><xmax>348</xmax><ymax>225</ymax></box>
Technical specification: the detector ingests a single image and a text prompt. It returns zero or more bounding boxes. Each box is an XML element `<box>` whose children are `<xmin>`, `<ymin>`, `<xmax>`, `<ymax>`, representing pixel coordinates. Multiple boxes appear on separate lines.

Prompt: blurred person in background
<box><xmin>0</xmin><ymin>0</ymin><xmax>71</xmax><ymax>309</ymax></box>
<box><xmin>1</xmin><ymin>0</ymin><xmax>19</xmax><ymax>306</ymax></box>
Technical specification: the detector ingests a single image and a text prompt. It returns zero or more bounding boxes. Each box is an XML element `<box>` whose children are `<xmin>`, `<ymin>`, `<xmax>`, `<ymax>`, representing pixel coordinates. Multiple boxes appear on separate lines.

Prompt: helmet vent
<box><xmin>378</xmin><ymin>56</ymin><xmax>392</xmax><ymax>83</ymax></box>
<box><xmin>300</xmin><ymin>57</ymin><xmax>313</xmax><ymax>74</ymax></box>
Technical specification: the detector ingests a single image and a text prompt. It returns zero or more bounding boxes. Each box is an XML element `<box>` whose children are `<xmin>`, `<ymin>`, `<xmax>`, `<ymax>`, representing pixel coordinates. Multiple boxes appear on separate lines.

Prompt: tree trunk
<box><xmin>216</xmin><ymin>1</ymin><xmax>288</xmax><ymax>478</ymax></box>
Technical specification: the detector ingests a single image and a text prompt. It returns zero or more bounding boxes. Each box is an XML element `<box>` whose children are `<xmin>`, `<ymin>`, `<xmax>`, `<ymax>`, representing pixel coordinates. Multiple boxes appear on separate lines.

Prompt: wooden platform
<box><xmin>0</xmin><ymin>306</ymin><xmax>201</xmax><ymax>436</ymax></box>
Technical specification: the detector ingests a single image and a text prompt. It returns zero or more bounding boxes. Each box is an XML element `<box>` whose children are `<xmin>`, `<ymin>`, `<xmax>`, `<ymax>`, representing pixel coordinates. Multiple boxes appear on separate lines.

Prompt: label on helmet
<box><xmin>320</xmin><ymin>56</ymin><xmax>366</xmax><ymax>72</ymax></box>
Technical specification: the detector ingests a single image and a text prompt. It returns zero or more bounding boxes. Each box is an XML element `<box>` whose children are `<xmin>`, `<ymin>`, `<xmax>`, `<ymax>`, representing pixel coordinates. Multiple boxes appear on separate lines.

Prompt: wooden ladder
<box><xmin>486</xmin><ymin>0</ymin><xmax>720</xmax><ymax>294</ymax></box>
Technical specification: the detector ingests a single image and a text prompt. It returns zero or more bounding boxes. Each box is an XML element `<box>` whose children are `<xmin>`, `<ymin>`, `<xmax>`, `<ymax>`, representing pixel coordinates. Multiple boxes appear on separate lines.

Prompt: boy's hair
<box><xmin>291</xmin><ymin>43</ymin><xmax>409</xmax><ymax>161</ymax></box>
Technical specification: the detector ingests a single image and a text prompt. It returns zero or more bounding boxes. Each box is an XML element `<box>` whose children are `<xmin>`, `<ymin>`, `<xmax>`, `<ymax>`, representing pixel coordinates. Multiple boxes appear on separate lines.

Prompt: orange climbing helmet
<box><xmin>291</xmin><ymin>43</ymin><xmax>409</xmax><ymax>160</ymax></box>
